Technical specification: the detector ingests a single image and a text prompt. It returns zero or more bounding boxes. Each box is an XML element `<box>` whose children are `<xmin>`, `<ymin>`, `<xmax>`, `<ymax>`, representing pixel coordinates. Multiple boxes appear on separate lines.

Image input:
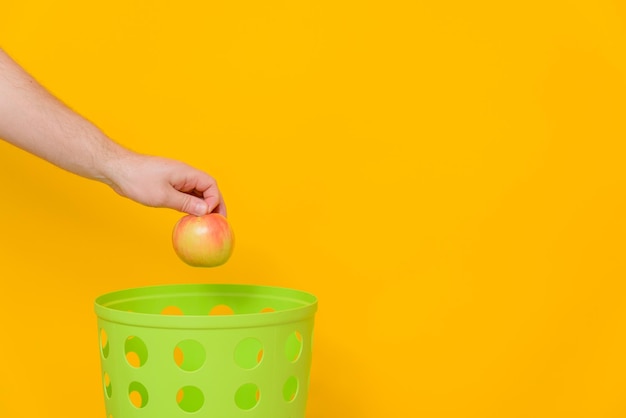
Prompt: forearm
<box><xmin>0</xmin><ymin>48</ymin><xmax>128</xmax><ymax>183</ymax></box>
<box><xmin>0</xmin><ymin>48</ymin><xmax>225</xmax><ymax>216</ymax></box>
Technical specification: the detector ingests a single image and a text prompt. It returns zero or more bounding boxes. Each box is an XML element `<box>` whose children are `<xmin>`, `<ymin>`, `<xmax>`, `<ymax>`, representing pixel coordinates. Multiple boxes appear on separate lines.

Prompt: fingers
<box><xmin>162</xmin><ymin>189</ymin><xmax>209</xmax><ymax>216</ymax></box>
<box><xmin>113</xmin><ymin>155</ymin><xmax>227</xmax><ymax>216</ymax></box>
<box><xmin>169</xmin><ymin>162</ymin><xmax>227</xmax><ymax>216</ymax></box>
<box><xmin>172</xmin><ymin>192</ymin><xmax>225</xmax><ymax>217</ymax></box>
<box><xmin>202</xmin><ymin>188</ymin><xmax>226</xmax><ymax>216</ymax></box>
<box><xmin>214</xmin><ymin>201</ymin><xmax>227</xmax><ymax>216</ymax></box>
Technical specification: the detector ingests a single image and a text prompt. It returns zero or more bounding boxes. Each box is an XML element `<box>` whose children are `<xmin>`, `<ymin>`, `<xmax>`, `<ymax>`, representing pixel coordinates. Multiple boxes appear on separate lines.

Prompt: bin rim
<box><xmin>95</xmin><ymin>283</ymin><xmax>318</xmax><ymax>330</ymax></box>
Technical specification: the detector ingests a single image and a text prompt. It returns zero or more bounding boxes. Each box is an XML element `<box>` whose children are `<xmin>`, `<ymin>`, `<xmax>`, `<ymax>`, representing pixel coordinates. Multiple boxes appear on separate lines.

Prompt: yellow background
<box><xmin>1</xmin><ymin>1</ymin><xmax>626</xmax><ymax>417</ymax></box>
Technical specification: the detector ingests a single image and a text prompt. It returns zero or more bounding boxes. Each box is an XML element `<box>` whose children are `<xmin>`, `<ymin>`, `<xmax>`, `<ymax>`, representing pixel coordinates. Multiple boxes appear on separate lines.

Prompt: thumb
<box><xmin>165</xmin><ymin>190</ymin><xmax>208</xmax><ymax>216</ymax></box>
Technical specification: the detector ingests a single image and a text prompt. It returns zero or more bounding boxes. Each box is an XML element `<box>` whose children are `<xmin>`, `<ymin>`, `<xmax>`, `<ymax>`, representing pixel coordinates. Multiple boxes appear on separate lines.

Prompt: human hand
<box><xmin>0</xmin><ymin>48</ymin><xmax>226</xmax><ymax>216</ymax></box>
<box><xmin>103</xmin><ymin>152</ymin><xmax>226</xmax><ymax>216</ymax></box>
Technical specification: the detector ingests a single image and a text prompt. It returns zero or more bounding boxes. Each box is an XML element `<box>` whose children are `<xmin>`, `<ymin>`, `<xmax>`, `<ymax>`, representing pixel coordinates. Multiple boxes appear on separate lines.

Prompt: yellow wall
<box><xmin>2</xmin><ymin>1</ymin><xmax>626</xmax><ymax>417</ymax></box>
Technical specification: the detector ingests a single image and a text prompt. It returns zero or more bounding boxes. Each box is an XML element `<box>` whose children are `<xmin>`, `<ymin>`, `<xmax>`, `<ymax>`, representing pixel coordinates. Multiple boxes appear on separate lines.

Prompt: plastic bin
<box><xmin>94</xmin><ymin>284</ymin><xmax>317</xmax><ymax>418</ymax></box>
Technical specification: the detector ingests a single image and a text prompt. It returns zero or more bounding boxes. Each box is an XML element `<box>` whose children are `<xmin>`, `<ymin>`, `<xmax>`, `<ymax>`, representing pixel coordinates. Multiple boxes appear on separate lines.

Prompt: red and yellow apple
<box><xmin>172</xmin><ymin>213</ymin><xmax>234</xmax><ymax>267</ymax></box>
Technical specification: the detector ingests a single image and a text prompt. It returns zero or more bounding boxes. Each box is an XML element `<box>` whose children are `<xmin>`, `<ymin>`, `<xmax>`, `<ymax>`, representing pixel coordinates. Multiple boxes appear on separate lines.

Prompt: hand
<box><xmin>0</xmin><ymin>48</ymin><xmax>226</xmax><ymax>216</ymax></box>
<box><xmin>104</xmin><ymin>152</ymin><xmax>226</xmax><ymax>217</ymax></box>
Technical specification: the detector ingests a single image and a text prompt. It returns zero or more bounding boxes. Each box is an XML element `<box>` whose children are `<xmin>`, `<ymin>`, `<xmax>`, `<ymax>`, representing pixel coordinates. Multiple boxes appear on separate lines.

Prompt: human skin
<box><xmin>0</xmin><ymin>48</ymin><xmax>225</xmax><ymax>216</ymax></box>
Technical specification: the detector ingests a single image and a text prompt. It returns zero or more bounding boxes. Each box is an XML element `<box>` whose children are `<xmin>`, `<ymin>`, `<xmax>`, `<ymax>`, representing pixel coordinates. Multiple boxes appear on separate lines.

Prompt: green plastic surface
<box><xmin>95</xmin><ymin>284</ymin><xmax>317</xmax><ymax>418</ymax></box>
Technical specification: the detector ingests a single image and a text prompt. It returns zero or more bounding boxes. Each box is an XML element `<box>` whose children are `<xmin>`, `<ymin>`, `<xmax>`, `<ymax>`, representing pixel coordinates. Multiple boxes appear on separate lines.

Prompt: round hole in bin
<box><xmin>209</xmin><ymin>304</ymin><xmax>234</xmax><ymax>315</ymax></box>
<box><xmin>234</xmin><ymin>338</ymin><xmax>264</xmax><ymax>369</ymax></box>
<box><xmin>283</xmin><ymin>376</ymin><xmax>299</xmax><ymax>402</ymax></box>
<box><xmin>125</xmin><ymin>336</ymin><xmax>148</xmax><ymax>368</ymax></box>
<box><xmin>285</xmin><ymin>331</ymin><xmax>303</xmax><ymax>362</ymax></box>
<box><xmin>177</xmin><ymin>386</ymin><xmax>204</xmax><ymax>413</ymax></box>
<box><xmin>174</xmin><ymin>340</ymin><xmax>205</xmax><ymax>372</ymax></box>
<box><xmin>128</xmin><ymin>381</ymin><xmax>148</xmax><ymax>408</ymax></box>
<box><xmin>235</xmin><ymin>383</ymin><xmax>259</xmax><ymax>410</ymax></box>
<box><xmin>161</xmin><ymin>306</ymin><xmax>183</xmax><ymax>315</ymax></box>
<box><xmin>100</xmin><ymin>329</ymin><xmax>109</xmax><ymax>359</ymax></box>
<box><xmin>103</xmin><ymin>372</ymin><xmax>112</xmax><ymax>398</ymax></box>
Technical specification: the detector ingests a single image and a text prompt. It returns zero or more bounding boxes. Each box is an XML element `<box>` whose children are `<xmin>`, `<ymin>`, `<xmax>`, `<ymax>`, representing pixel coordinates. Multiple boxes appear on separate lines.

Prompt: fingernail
<box><xmin>194</xmin><ymin>202</ymin><xmax>208</xmax><ymax>216</ymax></box>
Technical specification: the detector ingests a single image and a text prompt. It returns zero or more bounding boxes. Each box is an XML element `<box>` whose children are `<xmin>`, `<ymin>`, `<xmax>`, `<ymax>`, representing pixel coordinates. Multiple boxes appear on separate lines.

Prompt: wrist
<box><xmin>94</xmin><ymin>140</ymin><xmax>136</xmax><ymax>189</ymax></box>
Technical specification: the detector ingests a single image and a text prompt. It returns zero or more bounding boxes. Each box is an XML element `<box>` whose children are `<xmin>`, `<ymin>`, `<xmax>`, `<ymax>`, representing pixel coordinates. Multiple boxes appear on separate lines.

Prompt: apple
<box><xmin>172</xmin><ymin>213</ymin><xmax>234</xmax><ymax>267</ymax></box>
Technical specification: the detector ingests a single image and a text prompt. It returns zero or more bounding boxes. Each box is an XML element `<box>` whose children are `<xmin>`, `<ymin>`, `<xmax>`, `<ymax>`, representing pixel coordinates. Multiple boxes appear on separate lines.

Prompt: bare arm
<box><xmin>0</xmin><ymin>48</ymin><xmax>225</xmax><ymax>216</ymax></box>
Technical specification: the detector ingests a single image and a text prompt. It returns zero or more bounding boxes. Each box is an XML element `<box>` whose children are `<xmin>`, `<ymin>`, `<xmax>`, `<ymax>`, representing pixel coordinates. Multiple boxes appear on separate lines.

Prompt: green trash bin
<box><xmin>94</xmin><ymin>284</ymin><xmax>318</xmax><ymax>418</ymax></box>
